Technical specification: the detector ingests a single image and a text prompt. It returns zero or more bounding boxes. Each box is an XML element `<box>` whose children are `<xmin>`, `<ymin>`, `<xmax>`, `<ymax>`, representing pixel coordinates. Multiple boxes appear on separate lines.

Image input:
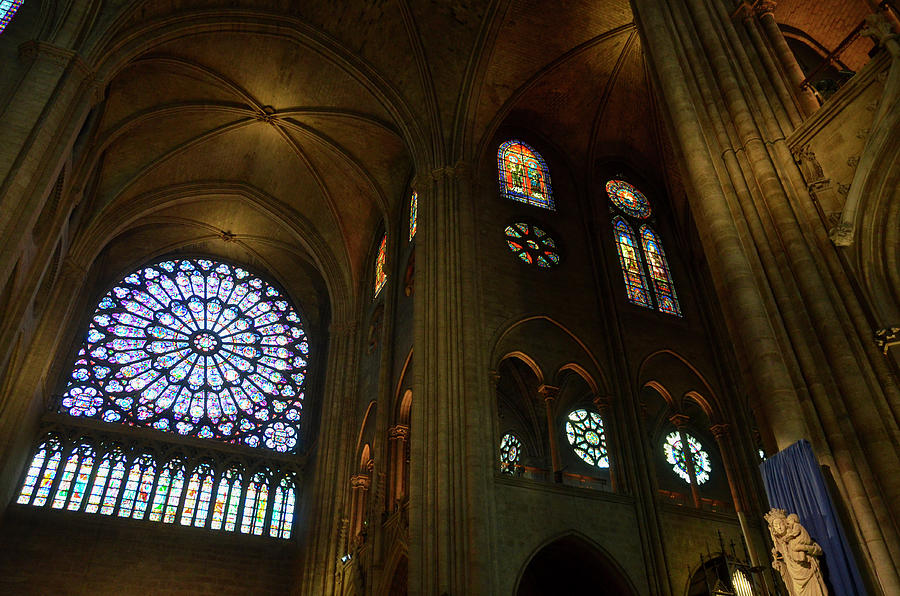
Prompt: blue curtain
<box><xmin>760</xmin><ymin>440</ymin><xmax>866</xmax><ymax>596</ymax></box>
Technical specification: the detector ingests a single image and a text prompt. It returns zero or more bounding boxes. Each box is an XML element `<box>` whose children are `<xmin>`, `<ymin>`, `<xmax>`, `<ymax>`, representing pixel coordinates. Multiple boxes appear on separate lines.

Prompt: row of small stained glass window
<box><xmin>17</xmin><ymin>435</ymin><xmax>296</xmax><ymax>539</ymax></box>
<box><xmin>374</xmin><ymin>190</ymin><xmax>417</xmax><ymax>299</ymax></box>
<box><xmin>500</xmin><ymin>411</ymin><xmax>710</xmax><ymax>485</ymax></box>
<box><xmin>0</xmin><ymin>0</ymin><xmax>24</xmax><ymax>34</ymax></box>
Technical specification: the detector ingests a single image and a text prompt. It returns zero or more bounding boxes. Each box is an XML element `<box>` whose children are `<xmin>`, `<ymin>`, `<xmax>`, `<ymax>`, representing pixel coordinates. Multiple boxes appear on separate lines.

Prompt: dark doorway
<box><xmin>516</xmin><ymin>535</ymin><xmax>635</xmax><ymax>596</ymax></box>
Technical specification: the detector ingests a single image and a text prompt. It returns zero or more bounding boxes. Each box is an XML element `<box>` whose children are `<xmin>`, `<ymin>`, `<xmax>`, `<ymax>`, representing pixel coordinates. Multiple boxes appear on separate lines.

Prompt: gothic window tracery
<box><xmin>504</xmin><ymin>223</ymin><xmax>560</xmax><ymax>268</ymax></box>
<box><xmin>499</xmin><ymin>432</ymin><xmax>522</xmax><ymax>473</ymax></box>
<box><xmin>498</xmin><ymin>140</ymin><xmax>554</xmax><ymax>210</ymax></box>
<box><xmin>565</xmin><ymin>409</ymin><xmax>609</xmax><ymax>469</ymax></box>
<box><xmin>58</xmin><ymin>258</ymin><xmax>308</xmax><ymax>453</ymax></box>
<box><xmin>663</xmin><ymin>430</ymin><xmax>711</xmax><ymax>485</ymax></box>
<box><xmin>607</xmin><ymin>179</ymin><xmax>681</xmax><ymax>316</ymax></box>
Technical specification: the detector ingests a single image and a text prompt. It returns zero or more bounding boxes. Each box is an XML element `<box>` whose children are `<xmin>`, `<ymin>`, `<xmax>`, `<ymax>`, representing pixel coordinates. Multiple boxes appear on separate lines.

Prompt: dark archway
<box><xmin>516</xmin><ymin>535</ymin><xmax>636</xmax><ymax>596</ymax></box>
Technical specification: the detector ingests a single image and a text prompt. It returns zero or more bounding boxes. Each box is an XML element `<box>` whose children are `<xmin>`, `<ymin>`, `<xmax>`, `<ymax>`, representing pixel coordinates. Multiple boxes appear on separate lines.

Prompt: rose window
<box><xmin>565</xmin><ymin>409</ymin><xmax>608</xmax><ymax>468</ymax></box>
<box><xmin>663</xmin><ymin>431</ymin><xmax>711</xmax><ymax>484</ymax></box>
<box><xmin>59</xmin><ymin>258</ymin><xmax>308</xmax><ymax>452</ymax></box>
<box><xmin>499</xmin><ymin>433</ymin><xmax>522</xmax><ymax>473</ymax></box>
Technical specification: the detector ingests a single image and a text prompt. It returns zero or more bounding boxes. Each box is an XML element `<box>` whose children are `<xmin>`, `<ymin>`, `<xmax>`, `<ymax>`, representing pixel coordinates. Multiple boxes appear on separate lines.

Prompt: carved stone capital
<box><xmin>754</xmin><ymin>0</ymin><xmax>777</xmax><ymax>17</ymax></box>
<box><xmin>537</xmin><ymin>384</ymin><xmax>559</xmax><ymax>401</ymax></box>
<box><xmin>710</xmin><ymin>423</ymin><xmax>731</xmax><ymax>440</ymax></box>
<box><xmin>350</xmin><ymin>473</ymin><xmax>370</xmax><ymax>490</ymax></box>
<box><xmin>388</xmin><ymin>424</ymin><xmax>410</xmax><ymax>441</ymax></box>
<box><xmin>875</xmin><ymin>326</ymin><xmax>900</xmax><ymax>354</ymax></box>
<box><xmin>862</xmin><ymin>13</ymin><xmax>899</xmax><ymax>47</ymax></box>
<box><xmin>669</xmin><ymin>413</ymin><xmax>690</xmax><ymax>429</ymax></box>
<box><xmin>828</xmin><ymin>220</ymin><xmax>854</xmax><ymax>247</ymax></box>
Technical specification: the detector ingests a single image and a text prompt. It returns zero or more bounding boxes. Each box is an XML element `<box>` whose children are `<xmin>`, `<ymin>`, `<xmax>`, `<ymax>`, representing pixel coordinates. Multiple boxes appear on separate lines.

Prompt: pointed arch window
<box><xmin>17</xmin><ymin>435</ymin><xmax>62</xmax><ymax>506</ymax></box>
<box><xmin>409</xmin><ymin>191</ymin><xmax>417</xmax><ymax>241</ymax></box>
<box><xmin>0</xmin><ymin>1</ymin><xmax>24</xmax><ymax>34</ymax></box>
<box><xmin>498</xmin><ymin>140</ymin><xmax>554</xmax><ymax>210</ymax></box>
<box><xmin>607</xmin><ymin>180</ymin><xmax>681</xmax><ymax>316</ymax></box>
<box><xmin>374</xmin><ymin>234</ymin><xmax>387</xmax><ymax>297</ymax></box>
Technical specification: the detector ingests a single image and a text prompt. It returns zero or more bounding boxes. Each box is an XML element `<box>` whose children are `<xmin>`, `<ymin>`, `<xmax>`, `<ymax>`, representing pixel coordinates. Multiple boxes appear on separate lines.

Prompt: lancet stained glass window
<box><xmin>409</xmin><ymin>191</ymin><xmax>417</xmax><ymax>241</ymax></box>
<box><xmin>565</xmin><ymin>409</ymin><xmax>609</xmax><ymax>468</ymax></box>
<box><xmin>613</xmin><ymin>218</ymin><xmax>652</xmax><ymax>307</ymax></box>
<box><xmin>498</xmin><ymin>140</ymin><xmax>554</xmax><ymax>210</ymax></box>
<box><xmin>663</xmin><ymin>430</ymin><xmax>711</xmax><ymax>485</ymax></box>
<box><xmin>640</xmin><ymin>226</ymin><xmax>681</xmax><ymax>316</ymax></box>
<box><xmin>16</xmin><ymin>434</ymin><xmax>296</xmax><ymax>539</ymax></box>
<box><xmin>608</xmin><ymin>180</ymin><xmax>681</xmax><ymax>316</ymax></box>
<box><xmin>504</xmin><ymin>223</ymin><xmax>560</xmax><ymax>268</ymax></box>
<box><xmin>0</xmin><ymin>0</ymin><xmax>24</xmax><ymax>34</ymax></box>
<box><xmin>499</xmin><ymin>433</ymin><xmax>522</xmax><ymax>474</ymax></box>
<box><xmin>374</xmin><ymin>234</ymin><xmax>387</xmax><ymax>297</ymax></box>
<box><xmin>58</xmin><ymin>258</ymin><xmax>308</xmax><ymax>453</ymax></box>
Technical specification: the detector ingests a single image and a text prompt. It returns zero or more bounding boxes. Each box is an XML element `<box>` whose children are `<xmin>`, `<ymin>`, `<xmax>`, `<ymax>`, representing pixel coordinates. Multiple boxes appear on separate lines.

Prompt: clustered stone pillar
<box><xmin>537</xmin><ymin>384</ymin><xmax>562</xmax><ymax>481</ymax></box>
<box><xmin>631</xmin><ymin>0</ymin><xmax>900</xmax><ymax>590</ymax></box>
<box><xmin>754</xmin><ymin>1</ymin><xmax>821</xmax><ymax>117</ymax></box>
<box><xmin>711</xmin><ymin>423</ymin><xmax>762</xmax><ymax>567</ymax></box>
<box><xmin>349</xmin><ymin>473</ymin><xmax>371</xmax><ymax>543</ymax></box>
<box><xmin>593</xmin><ymin>395</ymin><xmax>618</xmax><ymax>492</ymax></box>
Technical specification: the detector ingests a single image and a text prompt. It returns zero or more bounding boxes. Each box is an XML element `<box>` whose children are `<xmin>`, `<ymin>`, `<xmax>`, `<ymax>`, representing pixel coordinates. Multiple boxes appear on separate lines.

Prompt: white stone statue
<box><xmin>765</xmin><ymin>508</ymin><xmax>829</xmax><ymax>596</ymax></box>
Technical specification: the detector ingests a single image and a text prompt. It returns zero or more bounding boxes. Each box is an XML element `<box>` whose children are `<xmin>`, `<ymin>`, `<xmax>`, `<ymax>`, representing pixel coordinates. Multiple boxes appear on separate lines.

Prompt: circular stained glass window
<box><xmin>565</xmin><ymin>409</ymin><xmax>608</xmax><ymax>468</ymax></box>
<box><xmin>663</xmin><ymin>431</ymin><xmax>711</xmax><ymax>484</ymax></box>
<box><xmin>504</xmin><ymin>223</ymin><xmax>560</xmax><ymax>268</ymax></box>
<box><xmin>60</xmin><ymin>258</ymin><xmax>308</xmax><ymax>453</ymax></box>
<box><xmin>499</xmin><ymin>433</ymin><xmax>522</xmax><ymax>473</ymax></box>
<box><xmin>606</xmin><ymin>179</ymin><xmax>651</xmax><ymax>219</ymax></box>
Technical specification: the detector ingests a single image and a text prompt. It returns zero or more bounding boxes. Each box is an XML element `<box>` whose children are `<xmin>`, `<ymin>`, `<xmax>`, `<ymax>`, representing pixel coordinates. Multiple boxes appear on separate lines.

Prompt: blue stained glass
<box><xmin>606</xmin><ymin>179</ymin><xmax>651</xmax><ymax>218</ymax></box>
<box><xmin>640</xmin><ymin>225</ymin><xmax>682</xmax><ymax>317</ymax></box>
<box><xmin>613</xmin><ymin>218</ymin><xmax>652</xmax><ymax>308</ymax></box>
<box><xmin>504</xmin><ymin>223</ymin><xmax>560</xmax><ymax>268</ymax></box>
<box><xmin>58</xmin><ymin>258</ymin><xmax>307</xmax><ymax>453</ymax></box>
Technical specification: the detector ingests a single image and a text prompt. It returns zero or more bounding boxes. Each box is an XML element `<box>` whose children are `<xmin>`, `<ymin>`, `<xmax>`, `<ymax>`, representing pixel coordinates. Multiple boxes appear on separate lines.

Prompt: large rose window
<box><xmin>60</xmin><ymin>258</ymin><xmax>308</xmax><ymax>452</ymax></box>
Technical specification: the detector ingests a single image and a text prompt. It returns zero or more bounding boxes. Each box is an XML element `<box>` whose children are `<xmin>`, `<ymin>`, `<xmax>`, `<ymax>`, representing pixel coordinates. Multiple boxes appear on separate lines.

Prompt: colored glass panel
<box><xmin>606</xmin><ymin>179</ymin><xmax>651</xmax><ymax>218</ymax></box>
<box><xmin>85</xmin><ymin>458</ymin><xmax>111</xmax><ymax>514</ymax></box>
<box><xmin>18</xmin><ymin>437</ymin><xmax>61</xmax><ymax>505</ymax></box>
<box><xmin>504</xmin><ymin>223</ymin><xmax>560</xmax><ymax>269</ymax></box>
<box><xmin>68</xmin><ymin>444</ymin><xmax>95</xmax><ymax>511</ymax></box>
<box><xmin>118</xmin><ymin>454</ymin><xmax>154</xmax><ymax>518</ymax></box>
<box><xmin>0</xmin><ymin>0</ymin><xmax>24</xmax><ymax>34</ymax></box>
<box><xmin>58</xmin><ymin>258</ymin><xmax>308</xmax><ymax>453</ymax></box>
<box><xmin>613</xmin><ymin>218</ymin><xmax>651</xmax><ymax>307</ymax></box>
<box><xmin>211</xmin><ymin>467</ymin><xmax>241</xmax><ymax>530</ymax></box>
<box><xmin>241</xmin><ymin>471</ymin><xmax>269</xmax><ymax>535</ymax></box>
<box><xmin>498</xmin><ymin>433</ymin><xmax>522</xmax><ymax>474</ymax></box>
<box><xmin>498</xmin><ymin>140</ymin><xmax>554</xmax><ymax>209</ymax></box>
<box><xmin>33</xmin><ymin>451</ymin><xmax>63</xmax><ymax>507</ymax></box>
<box><xmin>225</xmin><ymin>472</ymin><xmax>243</xmax><ymax>532</ymax></box>
<box><xmin>51</xmin><ymin>451</ymin><xmax>79</xmax><ymax>509</ymax></box>
<box><xmin>408</xmin><ymin>191</ymin><xmax>417</xmax><ymax>241</ymax></box>
<box><xmin>663</xmin><ymin>431</ymin><xmax>711</xmax><ymax>485</ymax></box>
<box><xmin>565</xmin><ymin>409</ymin><xmax>608</xmax><ymax>468</ymax></box>
<box><xmin>374</xmin><ymin>235</ymin><xmax>387</xmax><ymax>297</ymax></box>
<box><xmin>640</xmin><ymin>225</ymin><xmax>681</xmax><ymax>316</ymax></box>
<box><xmin>269</xmin><ymin>476</ymin><xmax>295</xmax><ymax>538</ymax></box>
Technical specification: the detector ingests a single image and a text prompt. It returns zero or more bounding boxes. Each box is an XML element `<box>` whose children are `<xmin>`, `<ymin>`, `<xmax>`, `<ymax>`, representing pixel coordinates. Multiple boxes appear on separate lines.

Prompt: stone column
<box><xmin>538</xmin><ymin>385</ymin><xmax>562</xmax><ymax>480</ymax></box>
<box><xmin>410</xmin><ymin>163</ymin><xmax>495</xmax><ymax>594</ymax></box>
<box><xmin>754</xmin><ymin>1</ymin><xmax>821</xmax><ymax>117</ymax></box>
<box><xmin>349</xmin><ymin>473</ymin><xmax>371</xmax><ymax>543</ymax></box>
<box><xmin>669</xmin><ymin>414</ymin><xmax>701</xmax><ymax>508</ymax></box>
<box><xmin>711</xmin><ymin>423</ymin><xmax>762</xmax><ymax>567</ymax></box>
<box><xmin>593</xmin><ymin>395</ymin><xmax>618</xmax><ymax>492</ymax></box>
<box><xmin>388</xmin><ymin>424</ymin><xmax>409</xmax><ymax>507</ymax></box>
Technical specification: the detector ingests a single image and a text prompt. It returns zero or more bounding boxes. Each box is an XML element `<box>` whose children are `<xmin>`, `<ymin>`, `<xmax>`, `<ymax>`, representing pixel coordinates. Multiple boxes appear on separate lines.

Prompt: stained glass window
<box><xmin>504</xmin><ymin>223</ymin><xmax>560</xmax><ymax>268</ymax></box>
<box><xmin>613</xmin><ymin>218</ymin><xmax>651</xmax><ymax>307</ymax></box>
<box><xmin>606</xmin><ymin>180</ymin><xmax>650</xmax><ymax>219</ymax></box>
<box><xmin>498</xmin><ymin>433</ymin><xmax>522</xmax><ymax>474</ymax></box>
<box><xmin>0</xmin><ymin>1</ymin><xmax>24</xmax><ymax>34</ymax></box>
<box><xmin>16</xmin><ymin>435</ymin><xmax>296</xmax><ymax>539</ymax></box>
<box><xmin>17</xmin><ymin>436</ymin><xmax>62</xmax><ymax>506</ymax></box>
<box><xmin>640</xmin><ymin>225</ymin><xmax>681</xmax><ymax>316</ymax></box>
<box><xmin>498</xmin><ymin>140</ymin><xmax>554</xmax><ymax>210</ymax></box>
<box><xmin>374</xmin><ymin>234</ymin><xmax>387</xmax><ymax>297</ymax></box>
<box><xmin>565</xmin><ymin>409</ymin><xmax>608</xmax><ymax>468</ymax></box>
<box><xmin>57</xmin><ymin>258</ymin><xmax>308</xmax><ymax>453</ymax></box>
<box><xmin>663</xmin><ymin>431</ymin><xmax>711</xmax><ymax>485</ymax></box>
<box><xmin>408</xmin><ymin>191</ymin><xmax>417</xmax><ymax>241</ymax></box>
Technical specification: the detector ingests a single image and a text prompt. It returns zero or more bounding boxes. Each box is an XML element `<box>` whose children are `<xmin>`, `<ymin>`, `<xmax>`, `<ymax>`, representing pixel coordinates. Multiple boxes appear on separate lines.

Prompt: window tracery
<box><xmin>504</xmin><ymin>223</ymin><xmax>560</xmax><ymax>268</ymax></box>
<box><xmin>498</xmin><ymin>433</ymin><xmax>522</xmax><ymax>473</ymax></box>
<box><xmin>565</xmin><ymin>409</ymin><xmax>609</xmax><ymax>468</ymax></box>
<box><xmin>16</xmin><ymin>431</ymin><xmax>297</xmax><ymax>538</ymax></box>
<box><xmin>607</xmin><ymin>180</ymin><xmax>681</xmax><ymax>316</ymax></box>
<box><xmin>498</xmin><ymin>141</ymin><xmax>554</xmax><ymax>210</ymax></box>
<box><xmin>663</xmin><ymin>430</ymin><xmax>711</xmax><ymax>484</ymax></box>
<box><xmin>58</xmin><ymin>258</ymin><xmax>308</xmax><ymax>453</ymax></box>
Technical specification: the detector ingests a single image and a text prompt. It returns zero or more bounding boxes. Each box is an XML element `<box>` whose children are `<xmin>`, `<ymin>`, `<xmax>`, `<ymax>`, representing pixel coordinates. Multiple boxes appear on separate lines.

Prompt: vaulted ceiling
<box><xmin>68</xmin><ymin>0</ymin><xmax>661</xmax><ymax>317</ymax></box>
